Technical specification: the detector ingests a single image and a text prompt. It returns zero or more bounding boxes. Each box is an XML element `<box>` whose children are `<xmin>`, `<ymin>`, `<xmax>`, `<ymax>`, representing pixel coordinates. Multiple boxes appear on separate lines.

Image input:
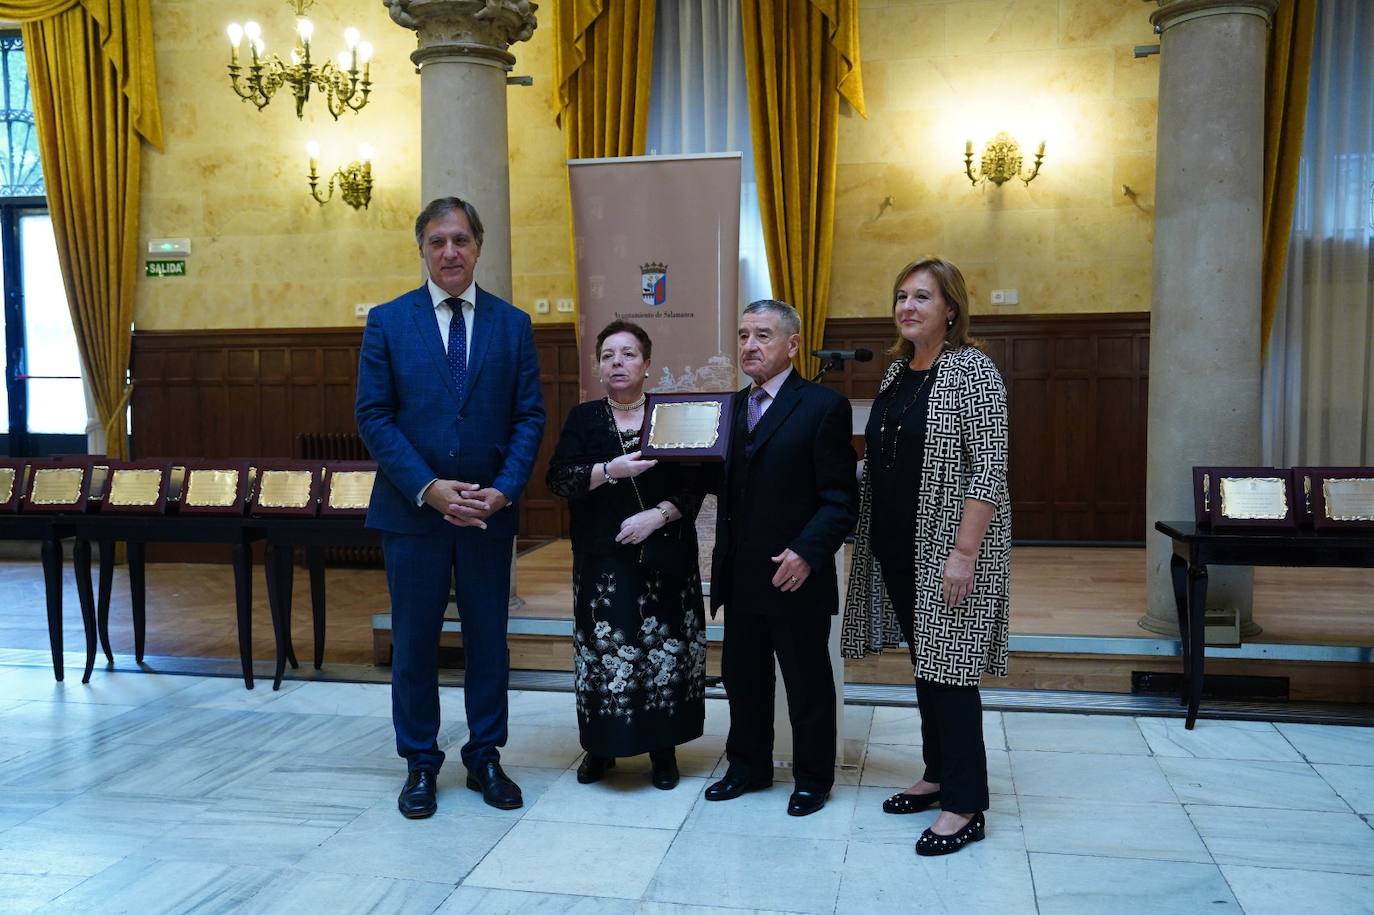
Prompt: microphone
<box><xmin>811</xmin><ymin>347</ymin><xmax>874</xmax><ymax>364</ymax></box>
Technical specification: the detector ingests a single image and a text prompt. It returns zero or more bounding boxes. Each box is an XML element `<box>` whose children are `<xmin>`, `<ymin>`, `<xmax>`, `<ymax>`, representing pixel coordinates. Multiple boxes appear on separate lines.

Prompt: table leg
<box><xmin>96</xmin><ymin>540</ymin><xmax>115</xmax><ymax>664</ymax></box>
<box><xmin>128</xmin><ymin>542</ymin><xmax>147</xmax><ymax>663</ymax></box>
<box><xmin>307</xmin><ymin>545</ymin><xmax>325</xmax><ymax>670</ymax></box>
<box><xmin>1168</xmin><ymin>554</ymin><xmax>1190</xmax><ymax>707</ymax></box>
<box><xmin>40</xmin><ymin>535</ymin><xmax>63</xmax><ymax>682</ymax></box>
<box><xmin>265</xmin><ymin>544</ymin><xmax>291</xmax><ymax>690</ymax></box>
<box><xmin>73</xmin><ymin>538</ymin><xmax>98</xmax><ymax>683</ymax></box>
<box><xmin>1185</xmin><ymin>564</ymin><xmax>1209</xmax><ymax>729</ymax></box>
<box><xmin>231</xmin><ymin>539</ymin><xmax>254</xmax><ymax>690</ymax></box>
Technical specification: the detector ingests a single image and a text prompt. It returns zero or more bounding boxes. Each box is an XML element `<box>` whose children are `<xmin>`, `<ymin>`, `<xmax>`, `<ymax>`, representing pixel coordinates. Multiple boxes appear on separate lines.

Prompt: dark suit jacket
<box><xmin>711</xmin><ymin>370</ymin><xmax>857</xmax><ymax>616</ymax></box>
<box><xmin>354</xmin><ymin>283</ymin><xmax>545</xmax><ymax>539</ymax></box>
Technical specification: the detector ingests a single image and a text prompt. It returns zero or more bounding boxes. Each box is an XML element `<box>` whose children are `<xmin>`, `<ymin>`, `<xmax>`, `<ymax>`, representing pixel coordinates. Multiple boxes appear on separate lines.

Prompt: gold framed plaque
<box><xmin>23</xmin><ymin>462</ymin><xmax>91</xmax><ymax>513</ymax></box>
<box><xmin>0</xmin><ymin>462</ymin><xmax>19</xmax><ymax>512</ymax></box>
<box><xmin>96</xmin><ymin>461</ymin><xmax>171</xmax><ymax>514</ymax></box>
<box><xmin>1295</xmin><ymin>467</ymin><xmax>1374</xmax><ymax>531</ymax></box>
<box><xmin>638</xmin><ymin>392</ymin><xmax>735</xmax><ymax>462</ymax></box>
<box><xmin>1192</xmin><ymin>466</ymin><xmax>1296</xmax><ymax>529</ymax></box>
<box><xmin>174</xmin><ymin>461</ymin><xmax>253</xmax><ymax>515</ymax></box>
<box><xmin>250</xmin><ymin>462</ymin><xmax>322</xmax><ymax>516</ymax></box>
<box><xmin>320</xmin><ymin>463</ymin><xmax>377</xmax><ymax>516</ymax></box>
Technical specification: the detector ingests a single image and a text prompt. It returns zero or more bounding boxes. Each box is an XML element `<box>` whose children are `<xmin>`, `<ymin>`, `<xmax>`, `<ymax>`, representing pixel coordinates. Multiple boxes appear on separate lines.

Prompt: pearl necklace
<box><xmin>607</xmin><ymin>393</ymin><xmax>646</xmax><ymax>412</ymax></box>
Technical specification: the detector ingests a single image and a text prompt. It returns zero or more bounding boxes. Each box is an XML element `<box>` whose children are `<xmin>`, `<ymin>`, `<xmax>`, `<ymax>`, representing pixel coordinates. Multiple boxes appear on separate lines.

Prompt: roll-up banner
<box><xmin>567</xmin><ymin>152</ymin><xmax>742</xmax><ymax>401</ymax></box>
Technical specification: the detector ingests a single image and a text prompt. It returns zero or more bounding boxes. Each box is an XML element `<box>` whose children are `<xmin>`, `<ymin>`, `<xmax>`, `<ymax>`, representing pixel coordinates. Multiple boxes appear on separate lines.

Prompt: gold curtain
<box><xmin>742</xmin><ymin>0</ymin><xmax>865</xmax><ymax>379</ymax></box>
<box><xmin>1260</xmin><ymin>0</ymin><xmax>1316</xmax><ymax>357</ymax></box>
<box><xmin>553</xmin><ymin>0</ymin><xmax>656</xmax><ymax>160</ymax></box>
<box><xmin>0</xmin><ymin>0</ymin><xmax>162</xmax><ymax>459</ymax></box>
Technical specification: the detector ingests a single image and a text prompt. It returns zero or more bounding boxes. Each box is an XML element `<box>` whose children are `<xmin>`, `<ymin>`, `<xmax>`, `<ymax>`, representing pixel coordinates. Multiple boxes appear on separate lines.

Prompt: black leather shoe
<box><xmin>577</xmin><ymin>754</ymin><xmax>616</xmax><ymax>784</ymax></box>
<box><xmin>705</xmin><ymin>771</ymin><xmax>771</xmax><ymax>801</ymax></box>
<box><xmin>465</xmin><ymin>760</ymin><xmax>523</xmax><ymax>810</ymax></box>
<box><xmin>915</xmin><ymin>811</ymin><xmax>986</xmax><ymax>857</ymax></box>
<box><xmin>883</xmin><ymin>789</ymin><xmax>941</xmax><ymax>814</ymax></box>
<box><xmin>397</xmin><ymin>768</ymin><xmax>437</xmax><ymax>819</ymax></box>
<box><xmin>787</xmin><ymin>788</ymin><xmax>829</xmax><ymax>817</ymax></box>
<box><xmin>650</xmin><ymin>749</ymin><xmax>679</xmax><ymax>791</ymax></box>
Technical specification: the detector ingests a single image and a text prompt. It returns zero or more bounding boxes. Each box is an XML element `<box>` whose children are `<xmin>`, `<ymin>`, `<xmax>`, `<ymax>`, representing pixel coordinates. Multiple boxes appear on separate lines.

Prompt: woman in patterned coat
<box><xmin>842</xmin><ymin>257</ymin><xmax>1010</xmax><ymax>857</ymax></box>
<box><xmin>546</xmin><ymin>320</ymin><xmax>707</xmax><ymax>791</ymax></box>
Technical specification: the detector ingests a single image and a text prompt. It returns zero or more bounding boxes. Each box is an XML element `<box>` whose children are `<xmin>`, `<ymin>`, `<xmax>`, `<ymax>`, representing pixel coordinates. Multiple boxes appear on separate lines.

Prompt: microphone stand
<box><xmin>812</xmin><ymin>356</ymin><xmax>844</xmax><ymax>383</ymax></box>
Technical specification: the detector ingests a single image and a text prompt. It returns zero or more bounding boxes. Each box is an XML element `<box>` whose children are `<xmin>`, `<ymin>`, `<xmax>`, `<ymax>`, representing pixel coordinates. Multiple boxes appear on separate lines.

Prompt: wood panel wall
<box><xmin>822</xmin><ymin>313</ymin><xmax>1150</xmax><ymax>542</ymax></box>
<box><xmin>131</xmin><ymin>313</ymin><xmax>1147</xmax><ymax>544</ymax></box>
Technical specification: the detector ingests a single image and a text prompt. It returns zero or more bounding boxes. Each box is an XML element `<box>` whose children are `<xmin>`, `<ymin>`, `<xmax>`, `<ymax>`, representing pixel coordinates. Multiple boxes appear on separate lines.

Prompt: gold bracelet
<box><xmin>657</xmin><ymin>505</ymin><xmax>671</xmax><ymax>522</ymax></box>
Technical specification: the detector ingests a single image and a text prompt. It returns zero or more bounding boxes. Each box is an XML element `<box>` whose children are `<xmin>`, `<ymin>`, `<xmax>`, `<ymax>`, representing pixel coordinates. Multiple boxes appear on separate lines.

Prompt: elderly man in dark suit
<box><xmin>356</xmin><ymin>196</ymin><xmax>545</xmax><ymax>818</ymax></box>
<box><xmin>706</xmin><ymin>299</ymin><xmax>858</xmax><ymax>817</ymax></box>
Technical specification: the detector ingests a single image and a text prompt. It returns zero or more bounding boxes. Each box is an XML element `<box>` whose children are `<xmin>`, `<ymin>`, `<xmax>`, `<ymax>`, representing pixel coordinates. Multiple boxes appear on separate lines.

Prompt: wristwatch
<box><xmin>657</xmin><ymin>505</ymin><xmax>671</xmax><ymax>523</ymax></box>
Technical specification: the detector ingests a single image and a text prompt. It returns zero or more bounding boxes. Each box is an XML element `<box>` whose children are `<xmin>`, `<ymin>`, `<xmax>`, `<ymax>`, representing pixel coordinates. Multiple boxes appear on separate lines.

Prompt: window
<box><xmin>0</xmin><ymin>32</ymin><xmax>86</xmax><ymax>455</ymax></box>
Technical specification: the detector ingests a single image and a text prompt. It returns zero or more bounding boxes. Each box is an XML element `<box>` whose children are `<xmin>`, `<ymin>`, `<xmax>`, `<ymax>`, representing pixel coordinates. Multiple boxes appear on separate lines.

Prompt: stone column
<box><xmin>383</xmin><ymin>0</ymin><xmax>537</xmax><ymax>303</ymax></box>
<box><xmin>1141</xmin><ymin>0</ymin><xmax>1276</xmax><ymax>637</ymax></box>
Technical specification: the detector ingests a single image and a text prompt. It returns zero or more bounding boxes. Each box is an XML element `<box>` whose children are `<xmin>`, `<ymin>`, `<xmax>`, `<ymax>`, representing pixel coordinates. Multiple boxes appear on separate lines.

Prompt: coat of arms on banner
<box><xmin>640</xmin><ymin>262</ymin><xmax>667</xmax><ymax>307</ymax></box>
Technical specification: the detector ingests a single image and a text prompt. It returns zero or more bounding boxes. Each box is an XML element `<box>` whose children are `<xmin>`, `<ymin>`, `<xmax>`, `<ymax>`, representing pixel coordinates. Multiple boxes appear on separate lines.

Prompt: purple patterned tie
<box><xmin>446</xmin><ymin>297</ymin><xmax>467</xmax><ymax>399</ymax></box>
<box><xmin>747</xmin><ymin>386</ymin><xmax>768</xmax><ymax>432</ymax></box>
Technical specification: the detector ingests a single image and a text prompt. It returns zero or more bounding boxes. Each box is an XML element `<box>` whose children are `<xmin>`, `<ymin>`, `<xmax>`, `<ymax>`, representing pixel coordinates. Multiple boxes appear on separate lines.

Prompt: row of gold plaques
<box><xmin>1192</xmin><ymin>466</ymin><xmax>1374</xmax><ymax>531</ymax></box>
<box><xmin>0</xmin><ymin>458</ymin><xmax>376</xmax><ymax>517</ymax></box>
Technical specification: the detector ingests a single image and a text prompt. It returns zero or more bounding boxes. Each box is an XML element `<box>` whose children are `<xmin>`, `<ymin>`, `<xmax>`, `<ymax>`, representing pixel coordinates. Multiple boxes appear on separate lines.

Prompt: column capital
<box><xmin>1151</xmin><ymin>0</ymin><xmax>1278</xmax><ymax>34</ymax></box>
<box><xmin>383</xmin><ymin>0</ymin><xmax>538</xmax><ymax>69</ymax></box>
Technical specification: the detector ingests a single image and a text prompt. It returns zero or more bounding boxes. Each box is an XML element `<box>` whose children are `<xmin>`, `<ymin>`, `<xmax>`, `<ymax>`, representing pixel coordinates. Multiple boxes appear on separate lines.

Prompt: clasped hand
<box><xmin>616</xmin><ymin>508</ymin><xmax>665</xmax><ymax>545</ymax></box>
<box><xmin>424</xmin><ymin>479</ymin><xmax>508</xmax><ymax>529</ymax></box>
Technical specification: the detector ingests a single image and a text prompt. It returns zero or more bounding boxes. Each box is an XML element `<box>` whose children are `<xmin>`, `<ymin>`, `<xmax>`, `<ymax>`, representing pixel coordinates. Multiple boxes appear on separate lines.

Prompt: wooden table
<box><xmin>1155</xmin><ymin>520</ymin><xmax>1374</xmax><ymax>728</ymax></box>
<box><xmin>257</xmin><ymin>515</ymin><xmax>382</xmax><ymax>690</ymax></box>
<box><xmin>72</xmin><ymin>515</ymin><xmax>266</xmax><ymax>687</ymax></box>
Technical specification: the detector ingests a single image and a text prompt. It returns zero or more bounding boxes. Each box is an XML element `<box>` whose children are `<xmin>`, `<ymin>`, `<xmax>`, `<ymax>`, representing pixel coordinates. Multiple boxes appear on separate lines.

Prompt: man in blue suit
<box><xmin>356</xmin><ymin>196</ymin><xmax>545</xmax><ymax>818</ymax></box>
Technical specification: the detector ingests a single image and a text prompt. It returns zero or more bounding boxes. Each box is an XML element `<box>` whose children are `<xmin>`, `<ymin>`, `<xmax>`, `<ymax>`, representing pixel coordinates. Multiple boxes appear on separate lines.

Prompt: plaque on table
<box><xmin>1192</xmin><ymin>466</ymin><xmax>1297</xmax><ymax>529</ymax></box>
<box><xmin>175</xmin><ymin>461</ymin><xmax>253</xmax><ymax>515</ymax></box>
<box><xmin>98</xmin><ymin>461</ymin><xmax>172</xmax><ymax>514</ymax></box>
<box><xmin>23</xmin><ymin>463</ymin><xmax>91</xmax><ymax>513</ymax></box>
<box><xmin>250</xmin><ymin>462</ymin><xmax>322</xmax><ymax>517</ymax></box>
<box><xmin>0</xmin><ymin>459</ymin><xmax>23</xmax><ymax>512</ymax></box>
<box><xmin>1294</xmin><ymin>466</ymin><xmax>1374</xmax><ymax>531</ymax></box>
<box><xmin>638</xmin><ymin>392</ymin><xmax>735</xmax><ymax>462</ymax></box>
<box><xmin>320</xmin><ymin>462</ymin><xmax>377</xmax><ymax>516</ymax></box>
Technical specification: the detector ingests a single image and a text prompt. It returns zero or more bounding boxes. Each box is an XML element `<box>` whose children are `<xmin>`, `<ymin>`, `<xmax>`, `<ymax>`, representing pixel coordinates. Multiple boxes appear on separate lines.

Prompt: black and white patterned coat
<box><xmin>841</xmin><ymin>346</ymin><xmax>1010</xmax><ymax>685</ymax></box>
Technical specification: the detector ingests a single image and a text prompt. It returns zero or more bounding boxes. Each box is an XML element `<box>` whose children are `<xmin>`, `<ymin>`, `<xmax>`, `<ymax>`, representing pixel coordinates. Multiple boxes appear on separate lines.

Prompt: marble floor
<box><xmin>1</xmin><ymin>662</ymin><xmax>1372</xmax><ymax>914</ymax></box>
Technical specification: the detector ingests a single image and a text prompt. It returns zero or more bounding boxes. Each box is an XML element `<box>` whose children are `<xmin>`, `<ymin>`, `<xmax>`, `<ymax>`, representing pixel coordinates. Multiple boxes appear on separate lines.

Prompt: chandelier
<box><xmin>226</xmin><ymin>0</ymin><xmax>373</xmax><ymax>120</ymax></box>
<box><xmin>306</xmin><ymin>141</ymin><xmax>374</xmax><ymax>210</ymax></box>
<box><xmin>964</xmin><ymin>133</ymin><xmax>1045</xmax><ymax>188</ymax></box>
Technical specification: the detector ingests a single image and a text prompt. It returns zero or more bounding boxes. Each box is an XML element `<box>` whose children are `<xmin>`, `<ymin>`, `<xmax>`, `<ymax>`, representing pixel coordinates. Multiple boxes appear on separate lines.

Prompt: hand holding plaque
<box><xmin>638</xmin><ymin>392</ymin><xmax>735</xmax><ymax>462</ymax></box>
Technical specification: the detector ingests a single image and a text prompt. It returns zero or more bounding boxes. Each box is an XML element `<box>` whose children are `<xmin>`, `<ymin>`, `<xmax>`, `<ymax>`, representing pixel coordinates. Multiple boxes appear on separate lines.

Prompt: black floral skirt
<box><xmin>571</xmin><ymin>552</ymin><xmax>707</xmax><ymax>757</ymax></box>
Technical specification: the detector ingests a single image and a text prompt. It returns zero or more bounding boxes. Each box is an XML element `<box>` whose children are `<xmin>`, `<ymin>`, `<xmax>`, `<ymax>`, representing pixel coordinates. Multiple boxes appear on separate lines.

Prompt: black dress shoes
<box><xmin>704</xmin><ymin>771</ymin><xmax>771</xmax><ymax>801</ymax></box>
<box><xmin>466</xmin><ymin>760</ymin><xmax>523</xmax><ymax>810</ymax></box>
<box><xmin>397</xmin><ymin>768</ymin><xmax>437</xmax><ymax>819</ymax></box>
<box><xmin>577</xmin><ymin>754</ymin><xmax>616</xmax><ymax>784</ymax></box>
<box><xmin>649</xmin><ymin>749</ymin><xmax>679</xmax><ymax>790</ymax></box>
<box><xmin>787</xmin><ymin>788</ymin><xmax>829</xmax><ymax>817</ymax></box>
<box><xmin>915</xmin><ymin>811</ymin><xmax>986</xmax><ymax>857</ymax></box>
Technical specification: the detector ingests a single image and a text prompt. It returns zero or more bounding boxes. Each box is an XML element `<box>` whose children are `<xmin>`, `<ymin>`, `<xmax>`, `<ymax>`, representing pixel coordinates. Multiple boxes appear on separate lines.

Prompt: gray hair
<box><xmin>414</xmin><ymin>197</ymin><xmax>485</xmax><ymax>248</ymax></box>
<box><xmin>743</xmin><ymin>299</ymin><xmax>801</xmax><ymax>338</ymax></box>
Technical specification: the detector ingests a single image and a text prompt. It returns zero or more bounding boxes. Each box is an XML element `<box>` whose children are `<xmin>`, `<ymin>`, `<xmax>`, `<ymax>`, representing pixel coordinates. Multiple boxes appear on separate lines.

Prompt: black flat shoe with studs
<box><xmin>915</xmin><ymin>811</ymin><xmax>985</xmax><ymax>857</ymax></box>
<box><xmin>882</xmin><ymin>790</ymin><xmax>941</xmax><ymax>814</ymax></box>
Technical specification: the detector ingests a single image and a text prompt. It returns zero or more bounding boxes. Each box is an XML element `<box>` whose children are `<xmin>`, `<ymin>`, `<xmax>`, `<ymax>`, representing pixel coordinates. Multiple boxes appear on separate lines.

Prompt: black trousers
<box><xmin>721</xmin><ymin>610</ymin><xmax>836</xmax><ymax>793</ymax></box>
<box><xmin>878</xmin><ymin>555</ymin><xmax>989</xmax><ymax>814</ymax></box>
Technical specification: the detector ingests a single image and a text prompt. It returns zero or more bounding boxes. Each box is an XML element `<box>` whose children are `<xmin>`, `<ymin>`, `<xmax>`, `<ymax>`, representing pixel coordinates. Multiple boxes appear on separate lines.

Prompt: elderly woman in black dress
<box><xmin>546</xmin><ymin>320</ymin><xmax>707</xmax><ymax>790</ymax></box>
<box><xmin>843</xmin><ymin>257</ymin><xmax>1011</xmax><ymax>856</ymax></box>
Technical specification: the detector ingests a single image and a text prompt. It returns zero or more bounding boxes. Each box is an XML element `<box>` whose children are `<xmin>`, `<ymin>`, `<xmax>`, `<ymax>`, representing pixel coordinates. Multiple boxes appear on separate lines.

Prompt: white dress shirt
<box><xmin>427</xmin><ymin>277</ymin><xmax>475</xmax><ymax>362</ymax></box>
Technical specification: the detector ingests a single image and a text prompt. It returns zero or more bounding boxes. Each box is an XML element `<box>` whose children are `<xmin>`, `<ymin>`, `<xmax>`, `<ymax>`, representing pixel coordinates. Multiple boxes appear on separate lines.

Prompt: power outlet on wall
<box><xmin>990</xmin><ymin>289</ymin><xmax>1019</xmax><ymax>305</ymax></box>
<box><xmin>354</xmin><ymin>303</ymin><xmax>372</xmax><ymax>318</ymax></box>
<box><xmin>534</xmin><ymin>298</ymin><xmax>550</xmax><ymax>314</ymax></box>
<box><xmin>556</xmin><ymin>298</ymin><xmax>575</xmax><ymax>313</ymax></box>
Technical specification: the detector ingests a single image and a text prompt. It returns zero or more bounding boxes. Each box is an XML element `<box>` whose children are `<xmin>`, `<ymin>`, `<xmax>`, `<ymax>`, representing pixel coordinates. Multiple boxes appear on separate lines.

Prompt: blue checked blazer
<box><xmin>355</xmin><ymin>283</ymin><xmax>545</xmax><ymax>538</ymax></box>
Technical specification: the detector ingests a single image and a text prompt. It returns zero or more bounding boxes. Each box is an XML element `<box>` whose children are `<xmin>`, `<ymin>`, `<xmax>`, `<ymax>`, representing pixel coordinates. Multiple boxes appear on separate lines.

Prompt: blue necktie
<box><xmin>446</xmin><ymin>297</ymin><xmax>467</xmax><ymax>399</ymax></box>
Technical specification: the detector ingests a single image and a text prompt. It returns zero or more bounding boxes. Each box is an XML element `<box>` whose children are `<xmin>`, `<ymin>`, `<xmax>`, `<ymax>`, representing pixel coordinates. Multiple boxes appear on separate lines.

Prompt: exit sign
<box><xmin>146</xmin><ymin>259</ymin><xmax>186</xmax><ymax>277</ymax></box>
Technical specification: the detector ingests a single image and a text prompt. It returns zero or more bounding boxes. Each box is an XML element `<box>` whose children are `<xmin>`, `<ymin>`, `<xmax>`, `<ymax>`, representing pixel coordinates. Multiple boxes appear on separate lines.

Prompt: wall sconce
<box><xmin>964</xmin><ymin>133</ymin><xmax>1045</xmax><ymax>187</ymax></box>
<box><xmin>307</xmin><ymin>141</ymin><xmax>373</xmax><ymax>209</ymax></box>
<box><xmin>226</xmin><ymin>0</ymin><xmax>373</xmax><ymax>119</ymax></box>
